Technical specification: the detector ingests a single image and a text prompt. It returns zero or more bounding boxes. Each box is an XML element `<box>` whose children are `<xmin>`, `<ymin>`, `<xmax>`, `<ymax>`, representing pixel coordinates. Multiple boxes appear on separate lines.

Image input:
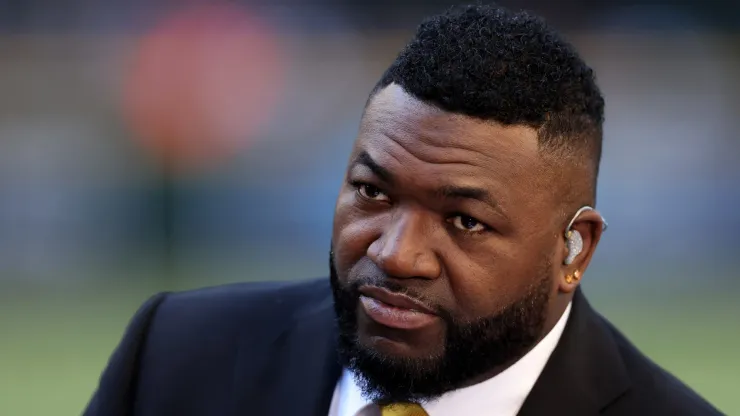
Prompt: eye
<box><xmin>354</xmin><ymin>182</ymin><xmax>390</xmax><ymax>202</ymax></box>
<box><xmin>449</xmin><ymin>214</ymin><xmax>489</xmax><ymax>233</ymax></box>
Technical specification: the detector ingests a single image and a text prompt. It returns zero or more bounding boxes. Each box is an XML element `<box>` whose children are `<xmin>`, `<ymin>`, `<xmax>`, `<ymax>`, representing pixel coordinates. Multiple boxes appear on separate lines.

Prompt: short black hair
<box><xmin>370</xmin><ymin>4</ymin><xmax>604</xmax><ymax>204</ymax></box>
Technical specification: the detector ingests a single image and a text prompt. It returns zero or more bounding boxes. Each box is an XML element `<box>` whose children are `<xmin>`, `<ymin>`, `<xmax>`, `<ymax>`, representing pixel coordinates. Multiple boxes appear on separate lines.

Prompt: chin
<box><xmin>359</xmin><ymin>334</ymin><xmax>437</xmax><ymax>359</ymax></box>
<box><xmin>356</xmin><ymin>319</ymin><xmax>446</xmax><ymax>360</ymax></box>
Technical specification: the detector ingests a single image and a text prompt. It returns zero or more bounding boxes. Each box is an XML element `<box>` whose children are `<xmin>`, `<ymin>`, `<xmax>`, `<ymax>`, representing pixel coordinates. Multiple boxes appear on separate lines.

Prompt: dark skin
<box><xmin>332</xmin><ymin>83</ymin><xmax>605</xmax><ymax>383</ymax></box>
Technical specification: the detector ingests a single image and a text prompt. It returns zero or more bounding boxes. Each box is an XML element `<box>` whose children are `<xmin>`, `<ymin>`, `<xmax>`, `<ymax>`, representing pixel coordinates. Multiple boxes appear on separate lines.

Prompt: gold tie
<box><xmin>380</xmin><ymin>403</ymin><xmax>429</xmax><ymax>416</ymax></box>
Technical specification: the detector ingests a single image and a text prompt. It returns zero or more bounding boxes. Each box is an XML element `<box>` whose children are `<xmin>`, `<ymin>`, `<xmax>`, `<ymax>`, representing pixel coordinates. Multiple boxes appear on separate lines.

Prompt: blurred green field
<box><xmin>1</xmin><ymin>273</ymin><xmax>738</xmax><ymax>415</ymax></box>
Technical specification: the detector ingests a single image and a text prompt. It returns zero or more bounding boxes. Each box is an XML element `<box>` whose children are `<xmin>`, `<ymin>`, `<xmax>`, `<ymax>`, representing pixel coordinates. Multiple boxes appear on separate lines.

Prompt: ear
<box><xmin>559</xmin><ymin>208</ymin><xmax>606</xmax><ymax>293</ymax></box>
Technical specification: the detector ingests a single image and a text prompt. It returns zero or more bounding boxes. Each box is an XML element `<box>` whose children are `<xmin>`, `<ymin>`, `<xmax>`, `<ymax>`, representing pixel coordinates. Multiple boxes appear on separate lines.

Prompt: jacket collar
<box><xmin>517</xmin><ymin>288</ymin><xmax>631</xmax><ymax>416</ymax></box>
<box><xmin>233</xmin><ymin>279</ymin><xmax>342</xmax><ymax>416</ymax></box>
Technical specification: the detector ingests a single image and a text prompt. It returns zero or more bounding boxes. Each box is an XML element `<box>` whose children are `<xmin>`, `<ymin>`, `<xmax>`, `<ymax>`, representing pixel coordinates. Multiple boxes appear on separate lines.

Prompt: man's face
<box><xmin>330</xmin><ymin>84</ymin><xmax>564</xmax><ymax>403</ymax></box>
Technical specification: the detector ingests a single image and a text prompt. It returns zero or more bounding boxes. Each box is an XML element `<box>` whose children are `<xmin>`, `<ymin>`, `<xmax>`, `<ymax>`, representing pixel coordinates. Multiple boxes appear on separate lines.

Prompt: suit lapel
<box><xmin>232</xmin><ymin>283</ymin><xmax>342</xmax><ymax>416</ymax></box>
<box><xmin>517</xmin><ymin>288</ymin><xmax>631</xmax><ymax>416</ymax></box>
<box><xmin>274</xmin><ymin>297</ymin><xmax>342</xmax><ymax>416</ymax></box>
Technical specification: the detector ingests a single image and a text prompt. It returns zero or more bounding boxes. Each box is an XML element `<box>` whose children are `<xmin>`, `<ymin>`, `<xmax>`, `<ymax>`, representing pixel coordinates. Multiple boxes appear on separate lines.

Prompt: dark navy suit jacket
<box><xmin>83</xmin><ymin>278</ymin><xmax>722</xmax><ymax>416</ymax></box>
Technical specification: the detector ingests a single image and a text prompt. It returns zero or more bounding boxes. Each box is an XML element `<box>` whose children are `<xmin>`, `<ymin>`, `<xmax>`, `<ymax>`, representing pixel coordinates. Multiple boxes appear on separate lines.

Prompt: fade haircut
<box><xmin>368</xmin><ymin>4</ymin><xmax>604</xmax><ymax>205</ymax></box>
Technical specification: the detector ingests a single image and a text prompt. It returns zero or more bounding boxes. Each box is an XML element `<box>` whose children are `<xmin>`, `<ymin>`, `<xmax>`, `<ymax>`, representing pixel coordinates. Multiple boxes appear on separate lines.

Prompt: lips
<box><xmin>358</xmin><ymin>286</ymin><xmax>439</xmax><ymax>330</ymax></box>
<box><xmin>359</xmin><ymin>286</ymin><xmax>435</xmax><ymax>314</ymax></box>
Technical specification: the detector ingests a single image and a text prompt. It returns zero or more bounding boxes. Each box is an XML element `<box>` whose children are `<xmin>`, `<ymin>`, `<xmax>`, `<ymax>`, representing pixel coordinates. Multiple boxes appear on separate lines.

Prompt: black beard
<box><xmin>329</xmin><ymin>249</ymin><xmax>552</xmax><ymax>405</ymax></box>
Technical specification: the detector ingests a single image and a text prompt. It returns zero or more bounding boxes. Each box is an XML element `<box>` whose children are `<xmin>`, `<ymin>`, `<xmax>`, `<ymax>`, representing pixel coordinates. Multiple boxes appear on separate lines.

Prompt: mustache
<box><xmin>330</xmin><ymin>247</ymin><xmax>445</xmax><ymax>317</ymax></box>
<box><xmin>346</xmin><ymin>274</ymin><xmax>443</xmax><ymax>316</ymax></box>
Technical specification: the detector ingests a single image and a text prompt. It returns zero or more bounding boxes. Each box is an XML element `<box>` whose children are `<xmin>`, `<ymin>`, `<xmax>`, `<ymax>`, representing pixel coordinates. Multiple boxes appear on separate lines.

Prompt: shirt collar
<box><xmin>334</xmin><ymin>302</ymin><xmax>573</xmax><ymax>416</ymax></box>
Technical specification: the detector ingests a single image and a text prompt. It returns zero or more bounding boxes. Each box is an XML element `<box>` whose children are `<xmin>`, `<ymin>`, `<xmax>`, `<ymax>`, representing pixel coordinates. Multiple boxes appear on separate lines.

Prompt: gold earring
<box><xmin>565</xmin><ymin>270</ymin><xmax>581</xmax><ymax>284</ymax></box>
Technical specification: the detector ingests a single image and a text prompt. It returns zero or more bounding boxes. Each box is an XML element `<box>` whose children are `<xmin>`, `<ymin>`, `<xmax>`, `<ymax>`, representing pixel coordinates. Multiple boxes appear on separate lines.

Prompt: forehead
<box><xmin>356</xmin><ymin>84</ymin><xmax>544</xmax><ymax>191</ymax></box>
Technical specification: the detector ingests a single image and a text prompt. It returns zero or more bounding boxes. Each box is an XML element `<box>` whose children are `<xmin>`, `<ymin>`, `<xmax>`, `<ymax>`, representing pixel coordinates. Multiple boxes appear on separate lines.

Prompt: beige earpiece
<box><xmin>564</xmin><ymin>229</ymin><xmax>583</xmax><ymax>265</ymax></box>
<box><xmin>563</xmin><ymin>206</ymin><xmax>607</xmax><ymax>265</ymax></box>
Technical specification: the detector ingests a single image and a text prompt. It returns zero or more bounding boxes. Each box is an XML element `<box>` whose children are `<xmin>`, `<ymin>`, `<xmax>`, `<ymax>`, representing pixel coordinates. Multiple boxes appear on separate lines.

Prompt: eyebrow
<box><xmin>351</xmin><ymin>150</ymin><xmax>508</xmax><ymax>219</ymax></box>
<box><xmin>435</xmin><ymin>185</ymin><xmax>508</xmax><ymax>219</ymax></box>
<box><xmin>352</xmin><ymin>151</ymin><xmax>395</xmax><ymax>184</ymax></box>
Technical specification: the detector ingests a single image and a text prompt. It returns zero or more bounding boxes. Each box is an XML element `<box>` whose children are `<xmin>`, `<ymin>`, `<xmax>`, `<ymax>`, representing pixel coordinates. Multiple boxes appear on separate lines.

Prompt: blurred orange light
<box><xmin>123</xmin><ymin>3</ymin><xmax>284</xmax><ymax>172</ymax></box>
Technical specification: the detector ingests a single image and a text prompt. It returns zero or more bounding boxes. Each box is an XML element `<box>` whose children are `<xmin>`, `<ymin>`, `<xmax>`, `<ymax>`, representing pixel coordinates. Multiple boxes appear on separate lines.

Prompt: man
<box><xmin>84</xmin><ymin>4</ymin><xmax>722</xmax><ymax>416</ymax></box>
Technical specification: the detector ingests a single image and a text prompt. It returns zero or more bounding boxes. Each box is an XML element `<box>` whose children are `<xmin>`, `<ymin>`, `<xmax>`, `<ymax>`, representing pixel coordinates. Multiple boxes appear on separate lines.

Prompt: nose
<box><xmin>367</xmin><ymin>210</ymin><xmax>442</xmax><ymax>279</ymax></box>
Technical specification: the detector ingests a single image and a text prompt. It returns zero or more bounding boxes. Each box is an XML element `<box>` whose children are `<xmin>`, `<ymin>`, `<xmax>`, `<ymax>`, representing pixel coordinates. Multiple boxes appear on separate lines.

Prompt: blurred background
<box><xmin>0</xmin><ymin>0</ymin><xmax>738</xmax><ymax>414</ymax></box>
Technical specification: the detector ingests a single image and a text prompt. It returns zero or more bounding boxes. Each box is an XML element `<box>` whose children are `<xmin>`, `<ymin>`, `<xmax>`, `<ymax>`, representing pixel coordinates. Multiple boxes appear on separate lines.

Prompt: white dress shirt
<box><xmin>327</xmin><ymin>302</ymin><xmax>572</xmax><ymax>416</ymax></box>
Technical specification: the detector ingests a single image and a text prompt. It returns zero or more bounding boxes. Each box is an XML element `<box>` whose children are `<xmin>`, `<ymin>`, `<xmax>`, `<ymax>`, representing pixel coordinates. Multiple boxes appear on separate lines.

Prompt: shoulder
<box><xmin>122</xmin><ymin>278</ymin><xmax>333</xmax><ymax>411</ymax></box>
<box><xmin>155</xmin><ymin>277</ymin><xmax>331</xmax><ymax>324</ymax></box>
<box><xmin>149</xmin><ymin>277</ymin><xmax>332</xmax><ymax>339</ymax></box>
<box><xmin>134</xmin><ymin>278</ymin><xmax>332</xmax><ymax>387</ymax></box>
<box><xmin>599</xmin><ymin>316</ymin><xmax>723</xmax><ymax>415</ymax></box>
<box><xmin>138</xmin><ymin>277</ymin><xmax>333</xmax><ymax>367</ymax></box>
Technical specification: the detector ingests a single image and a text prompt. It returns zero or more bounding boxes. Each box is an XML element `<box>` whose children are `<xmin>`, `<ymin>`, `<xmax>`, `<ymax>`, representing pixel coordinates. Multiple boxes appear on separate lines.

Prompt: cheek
<box><xmin>444</xmin><ymin>249</ymin><xmax>550</xmax><ymax>319</ymax></box>
<box><xmin>332</xmin><ymin>190</ymin><xmax>380</xmax><ymax>272</ymax></box>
